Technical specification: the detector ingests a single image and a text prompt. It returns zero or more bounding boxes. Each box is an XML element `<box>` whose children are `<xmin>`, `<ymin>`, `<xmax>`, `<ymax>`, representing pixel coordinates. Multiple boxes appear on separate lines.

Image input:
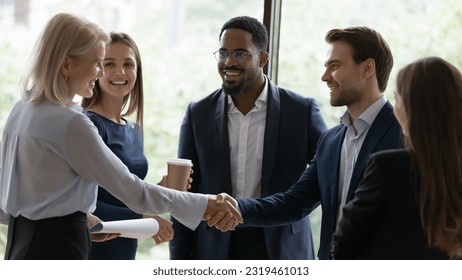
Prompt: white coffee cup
<box><xmin>166</xmin><ymin>158</ymin><xmax>193</xmax><ymax>191</ymax></box>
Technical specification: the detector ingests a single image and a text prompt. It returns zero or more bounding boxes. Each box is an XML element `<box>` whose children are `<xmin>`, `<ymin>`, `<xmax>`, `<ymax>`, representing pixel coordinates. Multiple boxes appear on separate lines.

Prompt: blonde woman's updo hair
<box><xmin>21</xmin><ymin>13</ymin><xmax>109</xmax><ymax>105</ymax></box>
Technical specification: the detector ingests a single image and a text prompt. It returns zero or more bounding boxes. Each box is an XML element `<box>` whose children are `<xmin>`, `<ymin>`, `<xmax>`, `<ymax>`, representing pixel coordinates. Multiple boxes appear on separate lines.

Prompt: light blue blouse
<box><xmin>0</xmin><ymin>97</ymin><xmax>206</xmax><ymax>229</ymax></box>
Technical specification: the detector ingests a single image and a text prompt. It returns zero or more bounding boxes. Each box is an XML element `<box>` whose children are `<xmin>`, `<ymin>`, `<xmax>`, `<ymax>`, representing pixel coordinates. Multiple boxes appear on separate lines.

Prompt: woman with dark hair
<box><xmin>332</xmin><ymin>56</ymin><xmax>462</xmax><ymax>259</ymax></box>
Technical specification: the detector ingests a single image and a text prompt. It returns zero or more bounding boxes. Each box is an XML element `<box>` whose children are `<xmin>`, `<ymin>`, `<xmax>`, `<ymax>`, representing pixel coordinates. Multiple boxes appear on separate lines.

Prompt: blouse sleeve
<box><xmin>63</xmin><ymin>113</ymin><xmax>207</xmax><ymax>230</ymax></box>
<box><xmin>0</xmin><ymin>140</ymin><xmax>7</xmax><ymax>225</ymax></box>
<box><xmin>0</xmin><ymin>209</ymin><xmax>9</xmax><ymax>225</ymax></box>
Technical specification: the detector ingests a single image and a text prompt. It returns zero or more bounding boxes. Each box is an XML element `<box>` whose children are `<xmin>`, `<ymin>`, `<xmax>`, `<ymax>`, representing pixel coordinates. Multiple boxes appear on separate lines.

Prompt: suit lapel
<box><xmin>215</xmin><ymin>90</ymin><xmax>233</xmax><ymax>194</ymax></box>
<box><xmin>215</xmin><ymin>90</ymin><xmax>228</xmax><ymax>143</ymax></box>
<box><xmin>260</xmin><ymin>81</ymin><xmax>280</xmax><ymax>196</ymax></box>
<box><xmin>329</xmin><ymin>125</ymin><xmax>347</xmax><ymax>223</ymax></box>
<box><xmin>347</xmin><ymin>102</ymin><xmax>394</xmax><ymax>200</ymax></box>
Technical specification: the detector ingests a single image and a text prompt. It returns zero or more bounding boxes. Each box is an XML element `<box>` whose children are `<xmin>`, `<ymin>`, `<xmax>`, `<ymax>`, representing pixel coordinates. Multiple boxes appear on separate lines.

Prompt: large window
<box><xmin>0</xmin><ymin>0</ymin><xmax>264</xmax><ymax>260</ymax></box>
<box><xmin>277</xmin><ymin>0</ymin><xmax>462</xmax><ymax>128</ymax></box>
<box><xmin>276</xmin><ymin>0</ymin><xmax>462</xmax><ymax>255</ymax></box>
<box><xmin>1</xmin><ymin>0</ymin><xmax>462</xmax><ymax>260</ymax></box>
<box><xmin>276</xmin><ymin>0</ymin><xmax>462</xmax><ymax>254</ymax></box>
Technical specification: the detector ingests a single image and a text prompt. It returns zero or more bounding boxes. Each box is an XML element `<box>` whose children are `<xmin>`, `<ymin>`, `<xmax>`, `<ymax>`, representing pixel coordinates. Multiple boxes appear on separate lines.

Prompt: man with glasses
<box><xmin>169</xmin><ymin>16</ymin><xmax>327</xmax><ymax>260</ymax></box>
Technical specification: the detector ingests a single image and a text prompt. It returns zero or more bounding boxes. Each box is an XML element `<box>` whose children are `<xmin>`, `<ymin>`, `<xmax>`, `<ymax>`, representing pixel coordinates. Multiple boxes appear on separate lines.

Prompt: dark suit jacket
<box><xmin>169</xmin><ymin>79</ymin><xmax>327</xmax><ymax>259</ymax></box>
<box><xmin>332</xmin><ymin>149</ymin><xmax>450</xmax><ymax>259</ymax></box>
<box><xmin>237</xmin><ymin>101</ymin><xmax>402</xmax><ymax>259</ymax></box>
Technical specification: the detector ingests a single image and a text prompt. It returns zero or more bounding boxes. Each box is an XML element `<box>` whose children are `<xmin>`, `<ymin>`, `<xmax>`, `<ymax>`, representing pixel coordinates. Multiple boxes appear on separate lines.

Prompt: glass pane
<box><xmin>278</xmin><ymin>0</ymin><xmax>462</xmax><ymax>258</ymax></box>
<box><xmin>0</xmin><ymin>0</ymin><xmax>264</xmax><ymax>260</ymax></box>
<box><xmin>278</xmin><ymin>0</ymin><xmax>462</xmax><ymax>128</ymax></box>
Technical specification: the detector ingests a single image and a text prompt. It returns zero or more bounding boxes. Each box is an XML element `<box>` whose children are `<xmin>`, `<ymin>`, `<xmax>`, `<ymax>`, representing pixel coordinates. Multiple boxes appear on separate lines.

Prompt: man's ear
<box><xmin>362</xmin><ymin>58</ymin><xmax>376</xmax><ymax>79</ymax></box>
<box><xmin>259</xmin><ymin>51</ymin><xmax>269</xmax><ymax>68</ymax></box>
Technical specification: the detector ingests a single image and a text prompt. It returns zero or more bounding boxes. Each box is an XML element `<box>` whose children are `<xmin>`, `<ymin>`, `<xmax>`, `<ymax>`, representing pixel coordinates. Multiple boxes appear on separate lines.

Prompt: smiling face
<box><xmin>68</xmin><ymin>41</ymin><xmax>105</xmax><ymax>99</ymax></box>
<box><xmin>321</xmin><ymin>40</ymin><xmax>366</xmax><ymax>108</ymax></box>
<box><xmin>98</xmin><ymin>42</ymin><xmax>137</xmax><ymax>99</ymax></box>
<box><xmin>217</xmin><ymin>28</ymin><xmax>263</xmax><ymax>96</ymax></box>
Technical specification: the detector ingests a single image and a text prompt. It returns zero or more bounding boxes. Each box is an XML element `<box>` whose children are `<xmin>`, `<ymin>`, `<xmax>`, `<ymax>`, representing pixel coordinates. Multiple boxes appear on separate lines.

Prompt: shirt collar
<box><xmin>340</xmin><ymin>95</ymin><xmax>387</xmax><ymax>134</ymax></box>
<box><xmin>340</xmin><ymin>95</ymin><xmax>387</xmax><ymax>125</ymax></box>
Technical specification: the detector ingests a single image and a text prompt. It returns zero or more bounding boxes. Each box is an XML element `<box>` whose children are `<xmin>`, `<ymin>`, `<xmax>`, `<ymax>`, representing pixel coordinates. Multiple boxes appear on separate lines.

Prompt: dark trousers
<box><xmin>229</xmin><ymin>228</ymin><xmax>269</xmax><ymax>259</ymax></box>
<box><xmin>5</xmin><ymin>212</ymin><xmax>90</xmax><ymax>260</ymax></box>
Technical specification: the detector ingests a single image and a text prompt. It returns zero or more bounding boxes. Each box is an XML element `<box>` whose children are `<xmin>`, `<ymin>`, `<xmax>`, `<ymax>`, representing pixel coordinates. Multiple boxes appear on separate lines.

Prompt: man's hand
<box><xmin>144</xmin><ymin>215</ymin><xmax>174</xmax><ymax>244</ymax></box>
<box><xmin>203</xmin><ymin>193</ymin><xmax>243</xmax><ymax>232</ymax></box>
<box><xmin>87</xmin><ymin>213</ymin><xmax>120</xmax><ymax>242</ymax></box>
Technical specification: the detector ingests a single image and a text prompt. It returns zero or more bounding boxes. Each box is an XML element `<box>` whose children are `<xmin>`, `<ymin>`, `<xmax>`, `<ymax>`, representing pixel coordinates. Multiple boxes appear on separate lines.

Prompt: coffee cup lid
<box><xmin>167</xmin><ymin>158</ymin><xmax>193</xmax><ymax>167</ymax></box>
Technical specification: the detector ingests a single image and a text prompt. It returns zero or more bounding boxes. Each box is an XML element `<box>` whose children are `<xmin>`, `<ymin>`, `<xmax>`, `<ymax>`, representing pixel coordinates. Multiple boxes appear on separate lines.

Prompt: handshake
<box><xmin>88</xmin><ymin>193</ymin><xmax>241</xmax><ymax>244</ymax></box>
<box><xmin>159</xmin><ymin>173</ymin><xmax>242</xmax><ymax>231</ymax></box>
<box><xmin>203</xmin><ymin>193</ymin><xmax>242</xmax><ymax>232</ymax></box>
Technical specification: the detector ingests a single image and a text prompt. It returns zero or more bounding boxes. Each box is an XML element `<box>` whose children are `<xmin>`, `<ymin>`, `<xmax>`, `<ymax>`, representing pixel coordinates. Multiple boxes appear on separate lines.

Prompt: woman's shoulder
<box><xmin>83</xmin><ymin>110</ymin><xmax>103</xmax><ymax>121</ymax></box>
<box><xmin>371</xmin><ymin>148</ymin><xmax>410</xmax><ymax>160</ymax></box>
<box><xmin>33</xmin><ymin>100</ymin><xmax>86</xmax><ymax>126</ymax></box>
<box><xmin>83</xmin><ymin>110</ymin><xmax>109</xmax><ymax>126</ymax></box>
<box><xmin>368</xmin><ymin>148</ymin><xmax>412</xmax><ymax>171</ymax></box>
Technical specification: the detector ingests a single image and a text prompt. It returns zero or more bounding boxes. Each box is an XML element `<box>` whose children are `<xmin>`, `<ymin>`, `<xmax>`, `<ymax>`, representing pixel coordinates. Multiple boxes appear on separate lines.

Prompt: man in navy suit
<box><xmin>169</xmin><ymin>16</ymin><xmax>327</xmax><ymax>260</ymax></box>
<box><xmin>211</xmin><ymin>26</ymin><xmax>402</xmax><ymax>259</ymax></box>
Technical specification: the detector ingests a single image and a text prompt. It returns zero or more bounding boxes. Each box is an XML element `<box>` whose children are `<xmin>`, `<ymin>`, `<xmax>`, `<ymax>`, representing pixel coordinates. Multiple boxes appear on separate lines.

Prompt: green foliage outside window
<box><xmin>1</xmin><ymin>0</ymin><xmax>461</xmax><ymax>259</ymax></box>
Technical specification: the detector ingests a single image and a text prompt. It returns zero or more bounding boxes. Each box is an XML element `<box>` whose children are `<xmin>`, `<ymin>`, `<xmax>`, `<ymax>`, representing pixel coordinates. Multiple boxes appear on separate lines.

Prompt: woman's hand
<box><xmin>87</xmin><ymin>213</ymin><xmax>120</xmax><ymax>242</ymax></box>
<box><xmin>144</xmin><ymin>215</ymin><xmax>174</xmax><ymax>244</ymax></box>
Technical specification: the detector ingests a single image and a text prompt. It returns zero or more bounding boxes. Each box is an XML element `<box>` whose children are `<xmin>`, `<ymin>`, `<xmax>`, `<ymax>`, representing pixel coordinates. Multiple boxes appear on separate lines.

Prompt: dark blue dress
<box><xmin>85</xmin><ymin>111</ymin><xmax>148</xmax><ymax>260</ymax></box>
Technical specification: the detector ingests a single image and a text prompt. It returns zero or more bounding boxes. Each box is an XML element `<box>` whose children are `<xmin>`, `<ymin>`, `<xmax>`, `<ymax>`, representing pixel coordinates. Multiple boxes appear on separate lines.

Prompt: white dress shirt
<box><xmin>0</xmin><ymin>97</ymin><xmax>207</xmax><ymax>229</ymax></box>
<box><xmin>227</xmin><ymin>78</ymin><xmax>268</xmax><ymax>198</ymax></box>
<box><xmin>337</xmin><ymin>95</ymin><xmax>387</xmax><ymax>222</ymax></box>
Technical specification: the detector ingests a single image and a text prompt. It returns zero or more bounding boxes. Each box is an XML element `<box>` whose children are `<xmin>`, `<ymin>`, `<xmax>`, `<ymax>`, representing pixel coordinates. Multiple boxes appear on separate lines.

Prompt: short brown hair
<box><xmin>325</xmin><ymin>26</ymin><xmax>393</xmax><ymax>92</ymax></box>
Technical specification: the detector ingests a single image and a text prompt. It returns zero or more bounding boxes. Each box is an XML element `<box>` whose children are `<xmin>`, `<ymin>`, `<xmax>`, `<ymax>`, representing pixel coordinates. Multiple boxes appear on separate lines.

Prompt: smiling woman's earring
<box><xmin>65</xmin><ymin>74</ymin><xmax>69</xmax><ymax>81</ymax></box>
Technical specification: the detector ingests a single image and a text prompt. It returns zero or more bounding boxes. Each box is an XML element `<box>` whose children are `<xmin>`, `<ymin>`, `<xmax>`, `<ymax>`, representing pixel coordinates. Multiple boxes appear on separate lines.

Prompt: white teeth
<box><xmin>110</xmin><ymin>80</ymin><xmax>127</xmax><ymax>85</ymax></box>
<box><xmin>224</xmin><ymin>71</ymin><xmax>239</xmax><ymax>76</ymax></box>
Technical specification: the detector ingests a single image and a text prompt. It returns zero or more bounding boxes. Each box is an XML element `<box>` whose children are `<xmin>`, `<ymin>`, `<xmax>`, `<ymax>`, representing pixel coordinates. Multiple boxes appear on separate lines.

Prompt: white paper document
<box><xmin>89</xmin><ymin>218</ymin><xmax>159</xmax><ymax>239</ymax></box>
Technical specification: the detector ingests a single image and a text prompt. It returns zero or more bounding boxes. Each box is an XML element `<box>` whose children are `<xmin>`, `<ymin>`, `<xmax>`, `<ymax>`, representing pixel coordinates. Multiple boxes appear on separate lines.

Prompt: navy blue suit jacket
<box><xmin>169</xmin><ymin>79</ymin><xmax>327</xmax><ymax>259</ymax></box>
<box><xmin>237</xmin><ymin>101</ymin><xmax>402</xmax><ymax>259</ymax></box>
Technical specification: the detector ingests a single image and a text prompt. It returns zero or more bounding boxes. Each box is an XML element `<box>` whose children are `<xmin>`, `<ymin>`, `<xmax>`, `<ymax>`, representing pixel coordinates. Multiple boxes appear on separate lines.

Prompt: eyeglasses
<box><xmin>213</xmin><ymin>50</ymin><xmax>260</xmax><ymax>64</ymax></box>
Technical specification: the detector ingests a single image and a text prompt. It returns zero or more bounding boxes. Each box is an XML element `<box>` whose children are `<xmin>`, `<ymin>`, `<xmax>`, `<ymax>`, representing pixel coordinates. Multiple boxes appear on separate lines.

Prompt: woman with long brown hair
<box><xmin>81</xmin><ymin>32</ymin><xmax>173</xmax><ymax>259</ymax></box>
